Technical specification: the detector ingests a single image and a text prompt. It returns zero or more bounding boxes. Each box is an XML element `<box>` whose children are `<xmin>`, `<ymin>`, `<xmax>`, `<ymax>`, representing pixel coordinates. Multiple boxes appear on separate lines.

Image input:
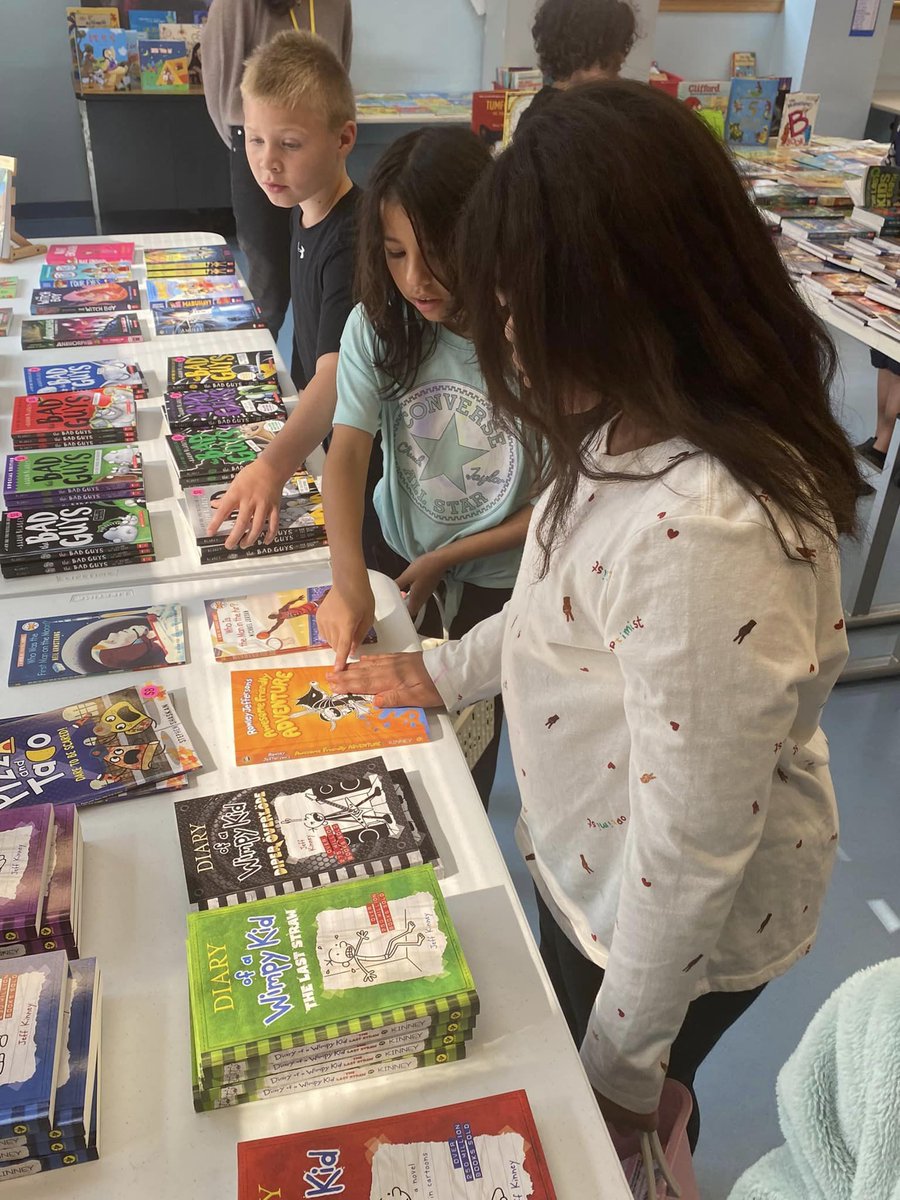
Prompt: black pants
<box><xmin>536</xmin><ymin>890</ymin><xmax>765</xmax><ymax>1152</ymax></box>
<box><xmin>361</xmin><ymin>519</ymin><xmax>509</xmax><ymax>811</ymax></box>
<box><xmin>230</xmin><ymin>125</ymin><xmax>293</xmax><ymax>340</ymax></box>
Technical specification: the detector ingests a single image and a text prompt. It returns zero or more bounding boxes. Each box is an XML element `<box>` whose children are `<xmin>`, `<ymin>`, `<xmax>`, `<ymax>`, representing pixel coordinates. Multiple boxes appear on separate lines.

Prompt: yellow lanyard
<box><xmin>290</xmin><ymin>0</ymin><xmax>316</xmax><ymax>35</ymax></box>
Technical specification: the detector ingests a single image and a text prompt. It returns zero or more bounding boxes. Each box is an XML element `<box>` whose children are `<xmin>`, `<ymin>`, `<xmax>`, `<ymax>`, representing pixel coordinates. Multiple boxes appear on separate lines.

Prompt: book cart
<box><xmin>0</xmin><ymin>233</ymin><xmax>632</xmax><ymax>1198</ymax></box>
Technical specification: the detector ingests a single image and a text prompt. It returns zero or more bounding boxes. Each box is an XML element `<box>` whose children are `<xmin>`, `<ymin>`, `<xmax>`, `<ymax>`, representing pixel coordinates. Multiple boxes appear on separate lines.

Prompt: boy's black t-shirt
<box><xmin>290</xmin><ymin>185</ymin><xmax>361</xmax><ymax>389</ymax></box>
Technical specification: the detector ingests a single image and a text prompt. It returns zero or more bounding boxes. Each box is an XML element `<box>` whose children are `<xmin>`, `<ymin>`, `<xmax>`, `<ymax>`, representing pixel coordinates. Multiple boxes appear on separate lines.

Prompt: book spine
<box><xmin>198</xmin><ymin>535</ymin><xmax>327</xmax><ymax>563</ymax></box>
<box><xmin>13</xmin><ymin>431</ymin><xmax>138</xmax><ymax>450</ymax></box>
<box><xmin>1</xmin><ymin>550</ymin><xmax>155</xmax><ymax>579</ymax></box>
<box><xmin>0</xmin><ymin>1145</ymin><xmax>99</xmax><ymax>1179</ymax></box>
<box><xmin>4</xmin><ymin>487</ymin><xmax>144</xmax><ymax>507</ymax></box>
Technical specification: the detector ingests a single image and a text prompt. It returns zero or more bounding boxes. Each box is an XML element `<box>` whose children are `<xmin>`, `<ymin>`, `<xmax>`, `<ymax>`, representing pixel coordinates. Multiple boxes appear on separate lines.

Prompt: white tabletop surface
<box><xmin>801</xmin><ymin>282</ymin><xmax>900</xmax><ymax>359</ymax></box>
<box><xmin>0</xmin><ymin>566</ymin><xmax>631</xmax><ymax>1199</ymax></box>
<box><xmin>0</xmin><ymin>232</ymin><xmax>328</xmax><ymax>599</ymax></box>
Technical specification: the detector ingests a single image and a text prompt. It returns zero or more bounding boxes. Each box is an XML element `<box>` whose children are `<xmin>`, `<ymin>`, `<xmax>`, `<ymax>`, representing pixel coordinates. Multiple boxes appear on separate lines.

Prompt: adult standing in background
<box><xmin>203</xmin><ymin>0</ymin><xmax>353</xmax><ymax>344</ymax></box>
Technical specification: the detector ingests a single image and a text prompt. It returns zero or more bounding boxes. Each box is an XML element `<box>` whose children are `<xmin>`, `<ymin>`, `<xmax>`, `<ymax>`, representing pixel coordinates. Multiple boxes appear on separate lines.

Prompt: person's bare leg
<box><xmin>873</xmin><ymin>368</ymin><xmax>900</xmax><ymax>454</ymax></box>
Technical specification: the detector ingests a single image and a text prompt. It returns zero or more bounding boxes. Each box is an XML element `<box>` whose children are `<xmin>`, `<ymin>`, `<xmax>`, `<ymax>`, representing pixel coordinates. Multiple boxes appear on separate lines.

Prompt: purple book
<box><xmin>164</xmin><ymin>386</ymin><xmax>287</xmax><ymax>431</ymax></box>
<box><xmin>0</xmin><ymin>806</ymin><xmax>55</xmax><ymax>940</ymax></box>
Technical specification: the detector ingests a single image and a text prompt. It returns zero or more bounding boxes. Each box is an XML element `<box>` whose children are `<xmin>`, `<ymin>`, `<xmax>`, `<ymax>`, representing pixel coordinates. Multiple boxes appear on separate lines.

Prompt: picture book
<box><xmin>66</xmin><ymin>7</ymin><xmax>120</xmax><ymax>28</ymax></box>
<box><xmin>175</xmin><ymin>758</ymin><xmax>439</xmax><ymax>907</ymax></box>
<box><xmin>183</xmin><ymin>478</ymin><xmax>323</xmax><ymax>556</ymax></box>
<box><xmin>726</xmin><ymin>77</ymin><xmax>779</xmax><ymax>147</ymax></box>
<box><xmin>0</xmin><ymin>500</ymin><xmax>154</xmax><ymax>561</ymax></box>
<box><xmin>12</xmin><ymin>389</ymin><xmax>138</xmax><ymax>449</ymax></box>
<box><xmin>139</xmin><ymin>38</ymin><xmax>188</xmax><ymax>91</ymax></box>
<box><xmin>777</xmin><ymin>93</ymin><xmax>820</xmax><ymax>147</ymax></box>
<box><xmin>205</xmin><ymin>586</ymin><xmax>376</xmax><ymax>662</ymax></box>
<box><xmin>146</xmin><ymin>276</ymin><xmax>243</xmax><ymax>306</ymax></box>
<box><xmin>166</xmin><ymin>420</ymin><xmax>287</xmax><ymax>484</ymax></box>
<box><xmin>165</xmin><ymin>386</ymin><xmax>286</xmax><ymax>431</ymax></box>
<box><xmin>0</xmin><ymin>952</ymin><xmax>69</xmax><ymax>1136</ymax></box>
<box><xmin>128</xmin><ymin>10</ymin><xmax>177</xmax><ymax>38</ymax></box>
<box><xmin>187</xmin><ymin>864</ymin><xmax>476</xmax><ymax>1070</ymax></box>
<box><xmin>238</xmin><ymin>1089</ymin><xmax>558</xmax><ymax>1200</ymax></box>
<box><xmin>677</xmin><ymin>80</ymin><xmax>730</xmax><ymax>138</ymax></box>
<box><xmin>40</xmin><ymin>805</ymin><xmax>80</xmax><ymax>941</ymax></box>
<box><xmin>30</xmin><ymin>281</ymin><xmax>141</xmax><ymax>316</ymax></box>
<box><xmin>72</xmin><ymin>27</ymin><xmax>139</xmax><ymax>93</ymax></box>
<box><xmin>0</xmin><ymin>684</ymin><xmax>200</xmax><ymax>811</ymax></box>
<box><xmin>166</xmin><ymin>348</ymin><xmax>274</xmax><ymax>390</ymax></box>
<box><xmin>23</xmin><ymin>359</ymin><xmax>146</xmax><ymax>398</ymax></box>
<box><xmin>230</xmin><ymin>666</ymin><xmax>429</xmax><ymax>766</ymax></box>
<box><xmin>54</xmin><ymin>958</ymin><xmax>100</xmax><ymax>1144</ymax></box>
<box><xmin>0</xmin><ymin>807</ymin><xmax>54</xmax><ymax>939</ymax></box>
<box><xmin>730</xmin><ymin>50</ymin><xmax>758</xmax><ymax>77</ymax></box>
<box><xmin>46</xmin><ymin>243</ymin><xmax>135</xmax><ymax>265</ymax></box>
<box><xmin>472</xmin><ymin>89</ymin><xmax>510</xmax><ymax>154</ymax></box>
<box><xmin>3</xmin><ymin>446</ymin><xmax>144</xmax><ymax>505</ymax></box>
<box><xmin>0</xmin><ymin>309</ymin><xmax>11</xmax><ymax>338</ymax></box>
<box><xmin>159</xmin><ymin>22</ymin><xmax>203</xmax><ymax>86</ymax></box>
<box><xmin>21</xmin><ymin>314</ymin><xmax>142</xmax><ymax>351</ymax></box>
<box><xmin>8</xmin><ymin>605</ymin><xmax>186</xmax><ymax>687</ymax></box>
<box><xmin>152</xmin><ymin>301</ymin><xmax>265</xmax><ymax>337</ymax></box>
<box><xmin>0</xmin><ymin>279</ymin><xmax>16</xmax><ymax>299</ymax></box>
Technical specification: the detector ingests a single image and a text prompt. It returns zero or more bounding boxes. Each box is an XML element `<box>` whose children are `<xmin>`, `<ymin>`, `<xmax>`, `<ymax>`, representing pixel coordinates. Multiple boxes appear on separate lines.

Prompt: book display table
<box><xmin>0</xmin><ymin>238</ymin><xmax>631</xmax><ymax>1195</ymax></box>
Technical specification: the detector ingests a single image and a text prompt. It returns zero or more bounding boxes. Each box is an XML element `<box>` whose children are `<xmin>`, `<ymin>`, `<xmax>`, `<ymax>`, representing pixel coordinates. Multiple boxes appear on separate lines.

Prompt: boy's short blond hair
<box><xmin>241</xmin><ymin>30</ymin><xmax>355</xmax><ymax>130</ymax></box>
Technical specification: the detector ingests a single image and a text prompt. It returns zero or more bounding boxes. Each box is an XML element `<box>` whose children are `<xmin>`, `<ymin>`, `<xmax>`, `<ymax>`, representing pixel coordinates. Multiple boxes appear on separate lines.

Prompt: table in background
<box><xmin>0</xmin><ymin>568</ymin><xmax>631</xmax><ymax>1200</ymax></box>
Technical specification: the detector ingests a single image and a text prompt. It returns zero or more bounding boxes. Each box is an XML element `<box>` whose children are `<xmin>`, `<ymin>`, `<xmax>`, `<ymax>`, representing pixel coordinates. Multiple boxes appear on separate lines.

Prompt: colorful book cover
<box><xmin>187</xmin><ymin>864</ymin><xmax>476</xmax><ymax>1072</ymax></box>
<box><xmin>8</xmin><ymin>605</ymin><xmax>186</xmax><ymax>687</ymax></box>
<box><xmin>175</xmin><ymin>759</ymin><xmax>438</xmax><ymax>907</ymax></box>
<box><xmin>23</xmin><ymin>360</ymin><xmax>146</xmax><ymax>397</ymax></box>
<box><xmin>72</xmin><ymin>27</ymin><xmax>139</xmax><ymax>93</ymax></box>
<box><xmin>3</xmin><ymin>447</ymin><xmax>143</xmax><ymax>505</ymax></box>
<box><xmin>66</xmin><ymin>7</ymin><xmax>120</xmax><ymax>28</ymax></box>
<box><xmin>0</xmin><ymin>279</ymin><xmax>16</xmax><ymax>299</ymax></box>
<box><xmin>39</xmin><ymin>264</ymin><xmax>131</xmax><ymax>284</ymax></box>
<box><xmin>238</xmin><ymin>1090</ymin><xmax>558</xmax><ymax>1200</ymax></box>
<box><xmin>166</xmin><ymin>420</ymin><xmax>286</xmax><ymax>484</ymax></box>
<box><xmin>0</xmin><ymin>500</ymin><xmax>153</xmax><ymax>560</ymax></box>
<box><xmin>166</xmin><ymin>349</ymin><xmax>274</xmax><ymax>390</ymax></box>
<box><xmin>0</xmin><ymin>685</ymin><xmax>199</xmax><ymax>811</ymax></box>
<box><xmin>859</xmin><ymin>165</ymin><xmax>900</xmax><ymax>210</ymax></box>
<box><xmin>128</xmin><ymin>10</ymin><xmax>177</xmax><ymax>38</ymax></box>
<box><xmin>139</xmin><ymin>38</ymin><xmax>188</xmax><ymax>91</ymax></box>
<box><xmin>165</xmin><ymin>386</ymin><xmax>286</xmax><ymax>431</ymax></box>
<box><xmin>146</xmin><ymin>276</ymin><xmax>243</xmax><ymax>306</ymax></box>
<box><xmin>159</xmin><ymin>22</ymin><xmax>203</xmax><ymax>86</ymax></box>
<box><xmin>781</xmin><ymin>217</ymin><xmax>874</xmax><ymax>242</ymax></box>
<box><xmin>30</xmin><ymin>281</ymin><xmax>141</xmax><ymax>316</ymax></box>
<box><xmin>20</xmin><ymin>314</ymin><xmax>143</xmax><ymax>351</ymax></box>
<box><xmin>152</xmin><ymin>301</ymin><xmax>265</xmax><ymax>337</ymax></box>
<box><xmin>45</xmin><ymin>243</ymin><xmax>134</xmax><ymax>266</ymax></box>
<box><xmin>0</xmin><ymin>309</ymin><xmax>11</xmax><ymax>338</ymax></box>
<box><xmin>777</xmin><ymin>93</ymin><xmax>820</xmax><ymax>147</ymax></box>
<box><xmin>0</xmin><ymin>545</ymin><xmax>156</xmax><ymax>582</ymax></box>
<box><xmin>730</xmin><ymin>51</ymin><xmax>757</xmax><ymax>78</ymax></box>
<box><xmin>0</xmin><ymin>808</ymin><xmax>54</xmax><ymax>939</ymax></box>
<box><xmin>725</xmin><ymin>78</ymin><xmax>779</xmax><ymax>147</ymax></box>
<box><xmin>53</xmin><ymin>959</ymin><xmax>100</xmax><ymax>1143</ymax></box>
<box><xmin>146</xmin><ymin>245</ymin><xmax>233</xmax><ymax>268</ymax></box>
<box><xmin>184</xmin><ymin>478</ymin><xmax>323</xmax><ymax>551</ymax></box>
<box><xmin>205</xmin><ymin>586</ymin><xmax>376</xmax><ymax>662</ymax></box>
<box><xmin>40</xmin><ymin>806</ymin><xmax>79</xmax><ymax>940</ymax></box>
<box><xmin>677</xmin><ymin>80</ymin><xmax>730</xmax><ymax>138</ymax></box>
<box><xmin>230</xmin><ymin>666</ymin><xmax>429</xmax><ymax>766</ymax></box>
<box><xmin>0</xmin><ymin>952</ymin><xmax>69</xmax><ymax>1135</ymax></box>
<box><xmin>12</xmin><ymin>390</ymin><xmax>137</xmax><ymax>448</ymax></box>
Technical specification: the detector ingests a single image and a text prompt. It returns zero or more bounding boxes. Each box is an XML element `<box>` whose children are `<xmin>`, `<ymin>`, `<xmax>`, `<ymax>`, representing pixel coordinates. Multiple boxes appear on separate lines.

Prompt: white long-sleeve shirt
<box><xmin>424</xmin><ymin>430</ymin><xmax>848</xmax><ymax>1112</ymax></box>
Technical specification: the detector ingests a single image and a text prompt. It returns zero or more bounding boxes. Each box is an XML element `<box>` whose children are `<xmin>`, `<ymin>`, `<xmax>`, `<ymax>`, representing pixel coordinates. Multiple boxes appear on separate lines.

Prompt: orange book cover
<box><xmin>231</xmin><ymin>666</ymin><xmax>430</xmax><ymax>765</ymax></box>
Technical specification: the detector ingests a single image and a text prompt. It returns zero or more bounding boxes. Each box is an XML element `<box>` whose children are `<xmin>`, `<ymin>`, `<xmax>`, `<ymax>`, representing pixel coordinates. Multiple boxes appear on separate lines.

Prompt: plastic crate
<box><xmin>613</xmin><ymin>1080</ymin><xmax>700</xmax><ymax>1199</ymax></box>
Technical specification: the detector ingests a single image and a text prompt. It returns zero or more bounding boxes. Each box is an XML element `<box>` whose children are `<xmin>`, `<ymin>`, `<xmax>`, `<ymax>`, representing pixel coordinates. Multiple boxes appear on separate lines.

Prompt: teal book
<box><xmin>187</xmin><ymin>865</ymin><xmax>477</xmax><ymax>1077</ymax></box>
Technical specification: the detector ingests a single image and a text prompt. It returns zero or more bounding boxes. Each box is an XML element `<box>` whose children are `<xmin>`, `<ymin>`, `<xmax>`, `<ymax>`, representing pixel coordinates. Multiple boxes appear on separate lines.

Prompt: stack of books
<box><xmin>164</xmin><ymin>350</ymin><xmax>286</xmax><ymax>432</ymax></box>
<box><xmin>22</xmin><ymin>244</ymin><xmax>143</xmax><ymax>350</ymax></box>
<box><xmin>145</xmin><ymin>245</ymin><xmax>236</xmax><ymax>279</ymax></box>
<box><xmin>0</xmin><ymin>952</ymin><xmax>101</xmax><ymax>1179</ymax></box>
<box><xmin>0</xmin><ymin>805</ymin><xmax>82</xmax><ymax>962</ymax></box>
<box><xmin>237</xmin><ymin>1090</ymin><xmax>559</xmax><ymax>1199</ymax></box>
<box><xmin>23</xmin><ymin>357</ymin><xmax>148</xmax><ymax>399</ymax></box>
<box><xmin>11</xmin><ymin>388</ymin><xmax>138</xmax><ymax>451</ymax></box>
<box><xmin>147</xmin><ymin>267</ymin><xmax>263</xmax><ymax>336</ymax></box>
<box><xmin>0</xmin><ymin>683</ymin><xmax>201</xmax><ymax>809</ymax></box>
<box><xmin>30</xmin><ymin>278</ymin><xmax>141</xmax><ymax>317</ymax></box>
<box><xmin>0</xmin><ymin>498</ymin><xmax>156</xmax><ymax>580</ymax></box>
<box><xmin>186</xmin><ymin>865</ymin><xmax>477</xmax><ymax>1110</ymax></box>
<box><xmin>3</xmin><ymin>445</ymin><xmax>145</xmax><ymax>508</ymax></box>
<box><xmin>20</xmin><ymin>313</ymin><xmax>142</xmax><ymax>351</ymax></box>
<box><xmin>166</xmin><ymin>420</ymin><xmax>295</xmax><ymax>488</ymax></box>
<box><xmin>175</xmin><ymin>756</ymin><xmax>440</xmax><ymax>908</ymax></box>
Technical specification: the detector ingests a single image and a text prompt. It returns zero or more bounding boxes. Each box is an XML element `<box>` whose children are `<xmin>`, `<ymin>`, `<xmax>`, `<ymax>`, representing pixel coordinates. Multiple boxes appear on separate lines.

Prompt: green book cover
<box><xmin>187</xmin><ymin>865</ymin><xmax>476</xmax><ymax>1074</ymax></box>
<box><xmin>4</xmin><ymin>446</ymin><xmax>143</xmax><ymax>500</ymax></box>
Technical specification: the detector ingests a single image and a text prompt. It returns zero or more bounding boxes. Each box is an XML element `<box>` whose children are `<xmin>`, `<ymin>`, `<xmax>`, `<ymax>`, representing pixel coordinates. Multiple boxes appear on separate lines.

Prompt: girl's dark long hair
<box><xmin>458</xmin><ymin>80</ymin><xmax>864</xmax><ymax>569</ymax></box>
<box><xmin>356</xmin><ymin>127</ymin><xmax>492</xmax><ymax>393</ymax></box>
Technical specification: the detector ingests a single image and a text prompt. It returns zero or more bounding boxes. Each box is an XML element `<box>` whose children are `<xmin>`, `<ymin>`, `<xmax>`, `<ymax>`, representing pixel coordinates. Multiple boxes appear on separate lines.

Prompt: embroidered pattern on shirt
<box><xmin>609</xmin><ymin>615</ymin><xmax>644</xmax><ymax>652</ymax></box>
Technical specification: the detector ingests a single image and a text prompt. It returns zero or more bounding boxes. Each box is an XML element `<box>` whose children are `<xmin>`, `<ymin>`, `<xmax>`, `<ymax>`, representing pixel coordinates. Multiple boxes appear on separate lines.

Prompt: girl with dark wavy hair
<box><xmin>328</xmin><ymin>82</ymin><xmax>862</xmax><ymax>1149</ymax></box>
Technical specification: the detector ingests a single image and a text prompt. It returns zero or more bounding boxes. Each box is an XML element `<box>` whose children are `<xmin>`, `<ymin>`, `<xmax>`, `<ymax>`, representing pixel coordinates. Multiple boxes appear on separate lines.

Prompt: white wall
<box><xmin>876</xmin><ymin>18</ymin><xmax>900</xmax><ymax>88</ymax></box>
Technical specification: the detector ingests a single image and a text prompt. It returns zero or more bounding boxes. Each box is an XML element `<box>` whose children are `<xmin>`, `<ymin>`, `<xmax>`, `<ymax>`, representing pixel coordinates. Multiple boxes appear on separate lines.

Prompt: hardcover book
<box><xmin>237</xmin><ymin>1090</ymin><xmax>558</xmax><ymax>1200</ymax></box>
<box><xmin>8</xmin><ymin>605</ymin><xmax>186</xmax><ymax>687</ymax></box>
<box><xmin>165</xmin><ymin>386</ymin><xmax>286</xmax><ymax>431</ymax></box>
<box><xmin>725</xmin><ymin>78</ymin><xmax>780</xmax><ymax>147</ymax></box>
<box><xmin>187</xmin><ymin>865</ymin><xmax>476</xmax><ymax>1075</ymax></box>
<box><xmin>66</xmin><ymin>7</ymin><xmax>120</xmax><ymax>27</ymax></box>
<box><xmin>21</xmin><ymin>315</ymin><xmax>142</xmax><ymax>351</ymax></box>
<box><xmin>45</xmin><ymin>243</ymin><xmax>135</xmax><ymax>266</ymax></box>
<box><xmin>730</xmin><ymin>50</ymin><xmax>757</xmax><ymax>78</ymax></box>
<box><xmin>175</xmin><ymin>758</ymin><xmax>439</xmax><ymax>907</ymax></box>
<box><xmin>677</xmin><ymin>80</ymin><xmax>730</xmax><ymax>138</ymax></box>
<box><xmin>0</xmin><ymin>684</ymin><xmax>200</xmax><ymax>810</ymax></box>
<box><xmin>12</xmin><ymin>390</ymin><xmax>138</xmax><ymax>450</ymax></box>
<box><xmin>72</xmin><ymin>27</ymin><xmax>139</xmax><ymax>93</ymax></box>
<box><xmin>23</xmin><ymin>360</ymin><xmax>146</xmax><ymax>398</ymax></box>
<box><xmin>30</xmin><ymin>281</ymin><xmax>141</xmax><ymax>316</ymax></box>
<box><xmin>139</xmin><ymin>39</ymin><xmax>189</xmax><ymax>91</ymax></box>
<box><xmin>0</xmin><ymin>952</ymin><xmax>69</xmax><ymax>1137</ymax></box>
<box><xmin>0</xmin><ymin>808</ymin><xmax>55</xmax><ymax>940</ymax></box>
<box><xmin>230</xmin><ymin>666</ymin><xmax>429</xmax><ymax>765</ymax></box>
<box><xmin>128</xmin><ymin>10</ymin><xmax>177</xmax><ymax>38</ymax></box>
<box><xmin>205</xmin><ymin>586</ymin><xmax>375</xmax><ymax>662</ymax></box>
<box><xmin>165</xmin><ymin>349</ymin><xmax>275</xmax><ymax>390</ymax></box>
<box><xmin>152</xmin><ymin>301</ymin><xmax>265</xmax><ymax>337</ymax></box>
<box><xmin>166</xmin><ymin>421</ymin><xmax>287</xmax><ymax>484</ymax></box>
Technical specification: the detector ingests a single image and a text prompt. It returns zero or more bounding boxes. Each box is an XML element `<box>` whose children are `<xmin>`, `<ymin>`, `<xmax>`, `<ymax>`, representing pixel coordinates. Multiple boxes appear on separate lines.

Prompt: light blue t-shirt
<box><xmin>335</xmin><ymin>303</ymin><xmax>533</xmax><ymax>591</ymax></box>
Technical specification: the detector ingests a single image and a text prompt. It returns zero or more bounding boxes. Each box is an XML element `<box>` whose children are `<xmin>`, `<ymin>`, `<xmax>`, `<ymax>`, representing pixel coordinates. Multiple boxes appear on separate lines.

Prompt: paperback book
<box><xmin>164</xmin><ymin>385</ymin><xmax>285</xmax><ymax>431</ymax></box>
<box><xmin>21</xmin><ymin>314</ymin><xmax>143</xmax><ymax>351</ymax></box>
<box><xmin>725</xmin><ymin>78</ymin><xmax>780</xmax><ymax>147</ymax></box>
<box><xmin>777</xmin><ymin>92</ymin><xmax>820</xmax><ymax>147</ymax></box>
<box><xmin>23</xmin><ymin>360</ymin><xmax>146</xmax><ymax>398</ymax></box>
<box><xmin>146</xmin><ymin>277</ymin><xmax>243</xmax><ymax>306</ymax></box>
<box><xmin>30</xmin><ymin>281</ymin><xmax>141</xmax><ymax>316</ymax></box>
<box><xmin>152</xmin><ymin>300</ymin><xmax>265</xmax><ymax>337</ymax></box>
<box><xmin>0</xmin><ymin>546</ymin><xmax>156</xmax><ymax>582</ymax></box>
<box><xmin>8</xmin><ymin>605</ymin><xmax>186</xmax><ymax>687</ymax></box>
<box><xmin>39</xmin><ymin>805</ymin><xmax>81</xmax><ymax>944</ymax></box>
<box><xmin>0</xmin><ymin>807</ymin><xmax>55</xmax><ymax>941</ymax></box>
<box><xmin>145</xmin><ymin>245</ymin><xmax>235</xmax><ymax>278</ymax></box>
<box><xmin>53</xmin><ymin>957</ymin><xmax>100</xmax><ymax>1145</ymax></box>
<box><xmin>3</xmin><ymin>446</ymin><xmax>144</xmax><ymax>507</ymax></box>
<box><xmin>166</xmin><ymin>420</ymin><xmax>288</xmax><ymax>485</ymax></box>
<box><xmin>166</xmin><ymin>349</ymin><xmax>275</xmax><ymax>390</ymax></box>
<box><xmin>175</xmin><ymin>757</ymin><xmax>439</xmax><ymax>907</ymax></box>
<box><xmin>11</xmin><ymin>390</ymin><xmax>138</xmax><ymax>450</ymax></box>
<box><xmin>781</xmin><ymin>216</ymin><xmax>874</xmax><ymax>243</ymax></box>
<box><xmin>45</xmin><ymin>244</ymin><xmax>135</xmax><ymax>266</ymax></box>
<box><xmin>182</xmin><ymin>477</ymin><xmax>324</xmax><ymax>564</ymax></box>
<box><xmin>139</xmin><ymin>39</ymin><xmax>188</xmax><ymax>91</ymax></box>
<box><xmin>237</xmin><ymin>1089</ymin><xmax>558</xmax><ymax>1200</ymax></box>
<box><xmin>0</xmin><ymin>684</ymin><xmax>200</xmax><ymax>810</ymax></box>
<box><xmin>230</xmin><ymin>666</ymin><xmax>429</xmax><ymax>765</ymax></box>
<box><xmin>205</xmin><ymin>586</ymin><xmax>375</xmax><ymax>662</ymax></box>
<box><xmin>0</xmin><ymin>952</ymin><xmax>69</xmax><ymax>1138</ymax></box>
<box><xmin>677</xmin><ymin>80</ymin><xmax>730</xmax><ymax>138</ymax></box>
<box><xmin>39</xmin><ymin>264</ymin><xmax>132</xmax><ymax>284</ymax></box>
<box><xmin>0</xmin><ymin>499</ymin><xmax>155</xmax><ymax>568</ymax></box>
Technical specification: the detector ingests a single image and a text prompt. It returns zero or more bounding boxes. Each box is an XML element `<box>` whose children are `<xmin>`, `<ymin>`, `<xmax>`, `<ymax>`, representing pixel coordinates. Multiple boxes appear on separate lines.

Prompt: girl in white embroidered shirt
<box><xmin>327</xmin><ymin>82</ymin><xmax>865</xmax><ymax>1149</ymax></box>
